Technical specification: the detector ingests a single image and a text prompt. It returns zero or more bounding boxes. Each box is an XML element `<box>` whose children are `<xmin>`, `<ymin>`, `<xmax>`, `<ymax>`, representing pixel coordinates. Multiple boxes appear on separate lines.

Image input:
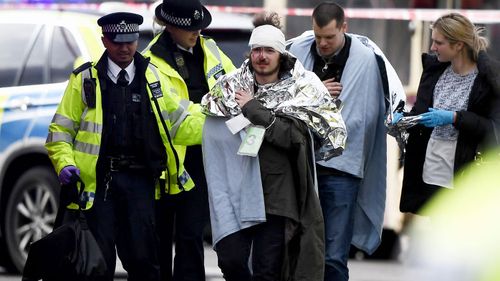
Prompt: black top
<box><xmin>179</xmin><ymin>44</ymin><xmax>209</xmax><ymax>103</ymax></box>
<box><xmin>311</xmin><ymin>34</ymin><xmax>351</xmax><ymax>82</ymax></box>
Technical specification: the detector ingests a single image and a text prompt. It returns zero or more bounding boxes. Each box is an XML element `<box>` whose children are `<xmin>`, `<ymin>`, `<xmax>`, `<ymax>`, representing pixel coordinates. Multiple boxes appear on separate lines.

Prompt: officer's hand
<box><xmin>323</xmin><ymin>78</ymin><xmax>342</xmax><ymax>99</ymax></box>
<box><xmin>419</xmin><ymin>108</ymin><xmax>455</xmax><ymax>128</ymax></box>
<box><xmin>59</xmin><ymin>166</ymin><xmax>81</xmax><ymax>205</ymax></box>
<box><xmin>59</xmin><ymin>165</ymin><xmax>80</xmax><ymax>185</ymax></box>
<box><xmin>235</xmin><ymin>90</ymin><xmax>253</xmax><ymax>108</ymax></box>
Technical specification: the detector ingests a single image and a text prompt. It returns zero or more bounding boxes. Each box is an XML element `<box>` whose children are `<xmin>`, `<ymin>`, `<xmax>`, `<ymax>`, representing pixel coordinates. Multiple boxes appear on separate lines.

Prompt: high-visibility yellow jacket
<box><xmin>45</xmin><ymin>53</ymin><xmax>204</xmax><ymax>209</ymax></box>
<box><xmin>143</xmin><ymin>33</ymin><xmax>236</xmax><ymax>194</ymax></box>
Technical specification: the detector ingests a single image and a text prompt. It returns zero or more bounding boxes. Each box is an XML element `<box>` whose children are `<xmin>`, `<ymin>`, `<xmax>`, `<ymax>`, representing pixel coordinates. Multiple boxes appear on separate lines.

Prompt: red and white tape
<box><xmin>206</xmin><ymin>5</ymin><xmax>500</xmax><ymax>24</ymax></box>
<box><xmin>1</xmin><ymin>3</ymin><xmax>499</xmax><ymax>24</ymax></box>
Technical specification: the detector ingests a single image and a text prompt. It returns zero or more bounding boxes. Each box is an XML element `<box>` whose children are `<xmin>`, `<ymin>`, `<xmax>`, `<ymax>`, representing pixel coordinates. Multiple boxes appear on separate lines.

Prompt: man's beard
<box><xmin>252</xmin><ymin>62</ymin><xmax>280</xmax><ymax>79</ymax></box>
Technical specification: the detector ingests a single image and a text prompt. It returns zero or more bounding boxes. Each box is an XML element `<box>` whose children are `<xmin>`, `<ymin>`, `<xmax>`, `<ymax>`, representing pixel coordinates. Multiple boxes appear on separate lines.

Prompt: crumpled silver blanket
<box><xmin>201</xmin><ymin>58</ymin><xmax>347</xmax><ymax>160</ymax></box>
<box><xmin>387</xmin><ymin>115</ymin><xmax>422</xmax><ymax>153</ymax></box>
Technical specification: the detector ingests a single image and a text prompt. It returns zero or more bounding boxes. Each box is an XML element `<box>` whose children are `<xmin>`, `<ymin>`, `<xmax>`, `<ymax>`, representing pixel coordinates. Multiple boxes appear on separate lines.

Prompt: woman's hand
<box><xmin>419</xmin><ymin>108</ymin><xmax>455</xmax><ymax>127</ymax></box>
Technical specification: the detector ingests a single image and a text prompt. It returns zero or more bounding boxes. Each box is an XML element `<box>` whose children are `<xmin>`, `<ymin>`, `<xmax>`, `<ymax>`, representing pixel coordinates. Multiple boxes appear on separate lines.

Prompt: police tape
<box><xmin>1</xmin><ymin>3</ymin><xmax>499</xmax><ymax>24</ymax></box>
<box><xmin>205</xmin><ymin>6</ymin><xmax>500</xmax><ymax>24</ymax></box>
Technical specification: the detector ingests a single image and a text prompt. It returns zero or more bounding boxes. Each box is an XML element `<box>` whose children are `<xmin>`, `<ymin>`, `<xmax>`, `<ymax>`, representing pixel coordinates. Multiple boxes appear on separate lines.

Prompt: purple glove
<box><xmin>59</xmin><ymin>166</ymin><xmax>80</xmax><ymax>185</ymax></box>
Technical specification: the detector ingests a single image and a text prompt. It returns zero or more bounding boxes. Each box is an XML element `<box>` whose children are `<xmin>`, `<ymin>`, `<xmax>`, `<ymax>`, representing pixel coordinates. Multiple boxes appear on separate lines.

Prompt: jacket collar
<box><xmin>95</xmin><ymin>51</ymin><xmax>150</xmax><ymax>77</ymax></box>
<box><xmin>150</xmin><ymin>32</ymin><xmax>177</xmax><ymax>66</ymax></box>
<box><xmin>310</xmin><ymin>34</ymin><xmax>351</xmax><ymax>68</ymax></box>
<box><xmin>95</xmin><ymin>51</ymin><xmax>151</xmax><ymax>92</ymax></box>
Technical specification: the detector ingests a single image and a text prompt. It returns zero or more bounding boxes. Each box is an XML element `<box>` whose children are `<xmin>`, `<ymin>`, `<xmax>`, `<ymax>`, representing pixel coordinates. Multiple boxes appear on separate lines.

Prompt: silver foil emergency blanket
<box><xmin>201</xmin><ymin>57</ymin><xmax>347</xmax><ymax>160</ymax></box>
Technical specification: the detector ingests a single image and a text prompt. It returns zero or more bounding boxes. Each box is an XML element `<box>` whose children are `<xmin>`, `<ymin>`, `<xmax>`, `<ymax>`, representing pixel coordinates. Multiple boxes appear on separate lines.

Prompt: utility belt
<box><xmin>106</xmin><ymin>156</ymin><xmax>148</xmax><ymax>171</ymax></box>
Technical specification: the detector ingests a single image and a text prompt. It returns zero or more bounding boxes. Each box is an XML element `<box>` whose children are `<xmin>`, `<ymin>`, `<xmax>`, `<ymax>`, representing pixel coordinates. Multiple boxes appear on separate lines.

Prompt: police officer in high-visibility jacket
<box><xmin>142</xmin><ymin>0</ymin><xmax>236</xmax><ymax>280</ymax></box>
<box><xmin>45</xmin><ymin>12</ymin><xmax>203</xmax><ymax>281</ymax></box>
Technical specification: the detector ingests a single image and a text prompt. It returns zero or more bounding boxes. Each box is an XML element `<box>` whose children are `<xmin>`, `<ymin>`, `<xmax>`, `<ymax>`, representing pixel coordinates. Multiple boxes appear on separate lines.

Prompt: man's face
<box><xmin>250</xmin><ymin>47</ymin><xmax>281</xmax><ymax>82</ymax></box>
<box><xmin>102</xmin><ymin>36</ymin><xmax>138</xmax><ymax>68</ymax></box>
<box><xmin>312</xmin><ymin>18</ymin><xmax>347</xmax><ymax>57</ymax></box>
<box><xmin>166</xmin><ymin>25</ymin><xmax>201</xmax><ymax>49</ymax></box>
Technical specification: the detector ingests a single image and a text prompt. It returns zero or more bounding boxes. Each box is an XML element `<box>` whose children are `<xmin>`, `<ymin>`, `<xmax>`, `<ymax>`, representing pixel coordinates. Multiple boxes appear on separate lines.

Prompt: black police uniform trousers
<box><xmin>155</xmin><ymin>157</ymin><xmax>209</xmax><ymax>281</ymax></box>
<box><xmin>85</xmin><ymin>168</ymin><xmax>160</xmax><ymax>281</ymax></box>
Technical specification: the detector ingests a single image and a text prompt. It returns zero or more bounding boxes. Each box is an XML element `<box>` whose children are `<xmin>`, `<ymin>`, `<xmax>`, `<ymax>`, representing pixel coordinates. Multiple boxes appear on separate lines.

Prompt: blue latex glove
<box><xmin>59</xmin><ymin>165</ymin><xmax>80</xmax><ymax>185</ymax></box>
<box><xmin>419</xmin><ymin>108</ymin><xmax>454</xmax><ymax>128</ymax></box>
<box><xmin>391</xmin><ymin>112</ymin><xmax>403</xmax><ymax>124</ymax></box>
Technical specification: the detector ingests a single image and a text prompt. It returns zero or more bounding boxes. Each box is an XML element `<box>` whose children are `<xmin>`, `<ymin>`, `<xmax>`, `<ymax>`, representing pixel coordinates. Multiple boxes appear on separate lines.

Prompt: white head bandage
<box><xmin>248</xmin><ymin>25</ymin><xmax>286</xmax><ymax>53</ymax></box>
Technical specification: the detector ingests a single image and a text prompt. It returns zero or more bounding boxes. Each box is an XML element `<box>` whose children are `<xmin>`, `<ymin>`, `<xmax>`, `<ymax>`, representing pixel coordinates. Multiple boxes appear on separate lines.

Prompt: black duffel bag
<box><xmin>22</xmin><ymin>177</ymin><xmax>107</xmax><ymax>281</ymax></box>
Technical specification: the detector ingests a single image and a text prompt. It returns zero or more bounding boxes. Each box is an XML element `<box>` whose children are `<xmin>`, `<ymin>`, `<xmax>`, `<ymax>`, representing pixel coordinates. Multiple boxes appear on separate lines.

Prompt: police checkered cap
<box><xmin>159</xmin><ymin>9</ymin><xmax>198</xmax><ymax>28</ymax></box>
<box><xmin>97</xmin><ymin>12</ymin><xmax>143</xmax><ymax>43</ymax></box>
<box><xmin>155</xmin><ymin>0</ymin><xmax>212</xmax><ymax>31</ymax></box>
<box><xmin>101</xmin><ymin>22</ymin><xmax>140</xmax><ymax>33</ymax></box>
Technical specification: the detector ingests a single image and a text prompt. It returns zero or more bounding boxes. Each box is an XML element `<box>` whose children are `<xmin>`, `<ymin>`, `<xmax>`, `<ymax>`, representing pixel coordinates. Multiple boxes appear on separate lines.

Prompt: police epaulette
<box><xmin>72</xmin><ymin>62</ymin><xmax>93</xmax><ymax>75</ymax></box>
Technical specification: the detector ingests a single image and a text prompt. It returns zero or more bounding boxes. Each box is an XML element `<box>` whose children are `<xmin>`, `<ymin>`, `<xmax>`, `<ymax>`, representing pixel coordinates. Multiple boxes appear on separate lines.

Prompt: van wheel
<box><xmin>3</xmin><ymin>166</ymin><xmax>59</xmax><ymax>273</ymax></box>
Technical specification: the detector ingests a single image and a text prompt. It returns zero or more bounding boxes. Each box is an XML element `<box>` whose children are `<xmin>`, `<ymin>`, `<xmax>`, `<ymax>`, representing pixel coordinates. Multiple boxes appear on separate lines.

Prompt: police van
<box><xmin>0</xmin><ymin>6</ymin><xmax>253</xmax><ymax>273</ymax></box>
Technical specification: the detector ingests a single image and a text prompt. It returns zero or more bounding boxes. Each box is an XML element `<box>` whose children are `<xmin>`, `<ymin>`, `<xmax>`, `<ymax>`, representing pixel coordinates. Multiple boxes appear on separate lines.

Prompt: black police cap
<box><xmin>97</xmin><ymin>12</ymin><xmax>143</xmax><ymax>43</ymax></box>
<box><xmin>155</xmin><ymin>0</ymin><xmax>212</xmax><ymax>31</ymax></box>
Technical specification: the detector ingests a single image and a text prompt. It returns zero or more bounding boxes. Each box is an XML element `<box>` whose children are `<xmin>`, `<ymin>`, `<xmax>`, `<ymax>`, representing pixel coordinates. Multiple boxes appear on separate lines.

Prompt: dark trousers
<box><xmin>155</xmin><ymin>179</ymin><xmax>209</xmax><ymax>281</ymax></box>
<box><xmin>215</xmin><ymin>215</ymin><xmax>285</xmax><ymax>281</ymax></box>
<box><xmin>85</xmin><ymin>169</ymin><xmax>160</xmax><ymax>281</ymax></box>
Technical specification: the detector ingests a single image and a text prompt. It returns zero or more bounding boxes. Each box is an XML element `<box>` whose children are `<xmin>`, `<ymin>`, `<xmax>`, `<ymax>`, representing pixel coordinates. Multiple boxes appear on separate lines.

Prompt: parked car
<box><xmin>0</xmin><ymin>7</ymin><xmax>253</xmax><ymax>273</ymax></box>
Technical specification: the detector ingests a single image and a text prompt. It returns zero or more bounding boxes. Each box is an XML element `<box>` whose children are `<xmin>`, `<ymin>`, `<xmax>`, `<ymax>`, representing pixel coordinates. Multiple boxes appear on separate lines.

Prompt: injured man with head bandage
<box><xmin>200</xmin><ymin>12</ymin><xmax>345</xmax><ymax>281</ymax></box>
<box><xmin>202</xmin><ymin>22</ymin><xmax>346</xmax><ymax>161</ymax></box>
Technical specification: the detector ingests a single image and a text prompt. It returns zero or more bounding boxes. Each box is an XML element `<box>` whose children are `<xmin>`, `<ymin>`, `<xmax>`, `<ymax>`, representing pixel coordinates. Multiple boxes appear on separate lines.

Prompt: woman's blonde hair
<box><xmin>152</xmin><ymin>16</ymin><xmax>167</xmax><ymax>35</ymax></box>
<box><xmin>431</xmin><ymin>12</ymin><xmax>488</xmax><ymax>62</ymax></box>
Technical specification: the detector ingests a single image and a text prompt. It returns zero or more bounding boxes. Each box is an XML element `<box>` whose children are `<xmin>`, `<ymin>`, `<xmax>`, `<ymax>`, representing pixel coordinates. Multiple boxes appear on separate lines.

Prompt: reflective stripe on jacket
<box><xmin>45</xmin><ymin>56</ymin><xmax>203</xmax><ymax>209</ymax></box>
<box><xmin>143</xmin><ymin>34</ymin><xmax>236</xmax><ymax>194</ymax></box>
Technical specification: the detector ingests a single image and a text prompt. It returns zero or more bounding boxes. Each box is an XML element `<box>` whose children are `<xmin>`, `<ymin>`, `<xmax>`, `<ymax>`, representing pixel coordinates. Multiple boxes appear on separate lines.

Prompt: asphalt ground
<box><xmin>1</xmin><ymin>244</ymin><xmax>429</xmax><ymax>281</ymax></box>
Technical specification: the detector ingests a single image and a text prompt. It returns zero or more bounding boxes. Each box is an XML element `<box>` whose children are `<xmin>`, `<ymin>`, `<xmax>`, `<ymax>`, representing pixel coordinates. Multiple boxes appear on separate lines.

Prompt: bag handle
<box><xmin>68</xmin><ymin>174</ymin><xmax>86</xmax><ymax>210</ymax></box>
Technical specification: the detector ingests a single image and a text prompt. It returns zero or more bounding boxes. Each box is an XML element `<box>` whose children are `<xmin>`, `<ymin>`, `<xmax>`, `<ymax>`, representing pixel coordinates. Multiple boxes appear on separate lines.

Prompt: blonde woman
<box><xmin>399</xmin><ymin>13</ymin><xmax>500</xmax><ymax>214</ymax></box>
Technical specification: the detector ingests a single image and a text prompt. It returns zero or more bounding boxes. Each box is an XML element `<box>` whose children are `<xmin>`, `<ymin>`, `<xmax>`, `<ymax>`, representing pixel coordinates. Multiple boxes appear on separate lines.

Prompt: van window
<box><xmin>20</xmin><ymin>26</ymin><xmax>46</xmax><ymax>86</ymax></box>
<box><xmin>0</xmin><ymin>23</ymin><xmax>36</xmax><ymax>87</ymax></box>
<box><xmin>50</xmin><ymin>26</ymin><xmax>80</xmax><ymax>83</ymax></box>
